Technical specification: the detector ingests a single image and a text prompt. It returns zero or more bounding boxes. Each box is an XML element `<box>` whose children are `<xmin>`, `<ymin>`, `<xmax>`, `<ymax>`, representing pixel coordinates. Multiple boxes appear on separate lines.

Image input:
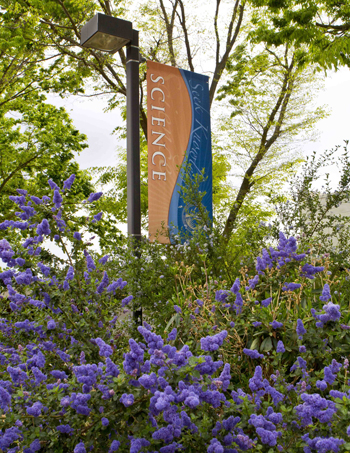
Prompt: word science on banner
<box><xmin>147</xmin><ymin>60</ymin><xmax>212</xmax><ymax>244</ymax></box>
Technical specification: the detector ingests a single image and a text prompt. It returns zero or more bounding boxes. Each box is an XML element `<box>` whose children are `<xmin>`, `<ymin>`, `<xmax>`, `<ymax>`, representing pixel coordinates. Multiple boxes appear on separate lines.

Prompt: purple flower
<box><xmin>315</xmin><ymin>302</ymin><xmax>342</xmax><ymax>327</ymax></box>
<box><xmin>120</xmin><ymin>393</ymin><xmax>134</xmax><ymax>407</ymax></box>
<box><xmin>270</xmin><ymin>320</ymin><xmax>283</xmax><ymax>329</ymax></box>
<box><xmin>26</xmin><ymin>401</ymin><xmax>43</xmax><ymax>416</ymax></box>
<box><xmin>86</xmin><ymin>253</ymin><xmax>96</xmax><ymax>272</ymax></box>
<box><xmin>282</xmin><ymin>282</ymin><xmax>301</xmax><ymax>291</ymax></box>
<box><xmin>109</xmin><ymin>440</ymin><xmax>120</xmax><ymax>452</ymax></box>
<box><xmin>99</xmin><ymin>255</ymin><xmax>110</xmax><ymax>264</ymax></box>
<box><xmin>301</xmin><ymin>263</ymin><xmax>324</xmax><ymax>279</ymax></box>
<box><xmin>36</xmin><ymin>219</ymin><xmax>51</xmax><ymax>236</ymax></box>
<box><xmin>95</xmin><ymin>338</ymin><xmax>113</xmax><ymax>357</ymax></box>
<box><xmin>207</xmin><ymin>438</ymin><xmax>224</xmax><ymax>453</ymax></box>
<box><xmin>256</xmin><ymin>427</ymin><xmax>280</xmax><ymax>447</ymax></box>
<box><xmin>320</xmin><ymin>283</ymin><xmax>331</xmax><ymax>302</ymax></box>
<box><xmin>302</xmin><ymin>434</ymin><xmax>344</xmax><ymax>453</ymax></box>
<box><xmin>324</xmin><ymin>366</ymin><xmax>336</xmax><ymax>384</ymax></box>
<box><xmin>92</xmin><ymin>212</ymin><xmax>103</xmax><ymax>223</ymax></box>
<box><xmin>96</xmin><ymin>271</ymin><xmax>109</xmax><ymax>294</ymax></box>
<box><xmin>38</xmin><ymin>261</ymin><xmax>51</xmax><ymax>276</ymax></box>
<box><xmin>88</xmin><ymin>192</ymin><xmax>103</xmax><ymax>202</ymax></box>
<box><xmin>247</xmin><ymin>275</ymin><xmax>259</xmax><ymax>290</ymax></box>
<box><xmin>167</xmin><ymin>328</ymin><xmax>177</xmax><ymax>342</ymax></box>
<box><xmin>296</xmin><ymin>319</ymin><xmax>307</xmax><ymax>338</ymax></box>
<box><xmin>56</xmin><ymin>349</ymin><xmax>70</xmax><ymax>362</ymax></box>
<box><xmin>70</xmin><ymin>393</ymin><xmax>91</xmax><ymax>415</ymax></box>
<box><xmin>53</xmin><ymin>190</ymin><xmax>63</xmax><ymax>209</ymax></box>
<box><xmin>7</xmin><ymin>366</ymin><xmax>29</xmax><ymax>384</ymax></box>
<box><xmin>316</xmin><ymin>380</ymin><xmax>328</xmax><ymax>391</ymax></box>
<box><xmin>230</xmin><ymin>321</ymin><xmax>235</xmax><ymax>328</ymax></box>
<box><xmin>47</xmin><ymin>320</ymin><xmax>56</xmax><ymax>330</ymax></box>
<box><xmin>101</xmin><ymin>417</ymin><xmax>109</xmax><ymax>426</ymax></box>
<box><xmin>215</xmin><ymin>290</ymin><xmax>229</xmax><ymax>303</ymax></box>
<box><xmin>276</xmin><ymin>341</ymin><xmax>285</xmax><ymax>353</ymax></box>
<box><xmin>66</xmin><ymin>266</ymin><xmax>74</xmax><ymax>281</ymax></box>
<box><xmin>73</xmin><ymin>232</ymin><xmax>82</xmax><ymax>241</ymax></box>
<box><xmin>57</xmin><ymin>424</ymin><xmax>74</xmax><ymax>435</ymax></box>
<box><xmin>63</xmin><ymin>174</ymin><xmax>76</xmax><ymax>190</ymax></box>
<box><xmin>105</xmin><ymin>358</ymin><xmax>119</xmax><ymax>378</ymax></box>
<box><xmin>0</xmin><ymin>385</ymin><xmax>11</xmax><ymax>412</ymax></box>
<box><xmin>243</xmin><ymin>348</ymin><xmax>264</xmax><ymax>359</ymax></box>
<box><xmin>74</xmin><ymin>442</ymin><xmax>86</xmax><ymax>453</ymax></box>
<box><xmin>0</xmin><ymin>426</ymin><xmax>22</xmax><ymax>450</ymax></box>
<box><xmin>200</xmin><ymin>330</ymin><xmax>228</xmax><ymax>352</ymax></box>
<box><xmin>48</xmin><ymin>179</ymin><xmax>60</xmax><ymax>191</ymax></box>
<box><xmin>174</xmin><ymin>305</ymin><xmax>182</xmax><ymax>313</ymax></box>
<box><xmin>123</xmin><ymin>339</ymin><xmax>144</xmax><ymax>375</ymax></box>
<box><xmin>121</xmin><ymin>295</ymin><xmax>133</xmax><ymax>307</ymax></box>
<box><xmin>261</xmin><ymin>297</ymin><xmax>272</xmax><ymax>307</ymax></box>
<box><xmin>299</xmin><ymin>345</ymin><xmax>306</xmax><ymax>353</ymax></box>
<box><xmin>130</xmin><ymin>438</ymin><xmax>150</xmax><ymax>453</ymax></box>
<box><xmin>253</xmin><ymin>321</ymin><xmax>262</xmax><ymax>327</ymax></box>
<box><xmin>51</xmin><ymin>370</ymin><xmax>68</xmax><ymax>380</ymax></box>
<box><xmin>231</xmin><ymin>278</ymin><xmax>240</xmax><ymax>294</ymax></box>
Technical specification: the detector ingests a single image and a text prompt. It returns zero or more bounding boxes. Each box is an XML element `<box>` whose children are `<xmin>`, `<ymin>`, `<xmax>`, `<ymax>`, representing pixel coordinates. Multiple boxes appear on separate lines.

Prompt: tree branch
<box><xmin>159</xmin><ymin>0</ymin><xmax>179</xmax><ymax>66</ymax></box>
<box><xmin>209</xmin><ymin>1</ymin><xmax>245</xmax><ymax>106</ymax></box>
<box><xmin>55</xmin><ymin>0</ymin><xmax>81</xmax><ymax>39</ymax></box>
<box><xmin>223</xmin><ymin>52</ymin><xmax>296</xmax><ymax>241</ymax></box>
<box><xmin>176</xmin><ymin>0</ymin><xmax>194</xmax><ymax>71</ymax></box>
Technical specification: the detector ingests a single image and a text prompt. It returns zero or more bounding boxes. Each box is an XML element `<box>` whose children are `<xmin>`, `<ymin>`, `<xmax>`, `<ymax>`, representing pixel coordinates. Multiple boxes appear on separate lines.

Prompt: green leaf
<box><xmin>260</xmin><ymin>337</ymin><xmax>273</xmax><ymax>352</ymax></box>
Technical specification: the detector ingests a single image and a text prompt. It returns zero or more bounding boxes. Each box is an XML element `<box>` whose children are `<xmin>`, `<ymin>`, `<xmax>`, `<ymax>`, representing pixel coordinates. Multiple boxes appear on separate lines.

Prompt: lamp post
<box><xmin>81</xmin><ymin>13</ymin><xmax>142</xmax><ymax>325</ymax></box>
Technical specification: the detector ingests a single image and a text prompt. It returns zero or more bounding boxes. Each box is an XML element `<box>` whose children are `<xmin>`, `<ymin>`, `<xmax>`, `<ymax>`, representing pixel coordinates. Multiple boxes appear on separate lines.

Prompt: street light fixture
<box><xmin>80</xmin><ymin>14</ymin><xmax>133</xmax><ymax>53</ymax></box>
<box><xmin>81</xmin><ymin>13</ymin><xmax>142</xmax><ymax>325</ymax></box>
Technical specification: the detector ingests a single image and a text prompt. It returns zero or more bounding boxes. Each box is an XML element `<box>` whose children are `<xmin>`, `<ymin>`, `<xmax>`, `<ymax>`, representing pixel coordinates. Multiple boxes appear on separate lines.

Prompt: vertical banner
<box><xmin>147</xmin><ymin>61</ymin><xmax>212</xmax><ymax>243</ymax></box>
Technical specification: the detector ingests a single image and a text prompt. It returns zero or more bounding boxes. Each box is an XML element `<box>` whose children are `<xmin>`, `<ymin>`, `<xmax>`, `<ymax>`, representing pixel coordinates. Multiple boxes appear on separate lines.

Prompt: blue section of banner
<box><xmin>168</xmin><ymin>69</ymin><xmax>212</xmax><ymax>240</ymax></box>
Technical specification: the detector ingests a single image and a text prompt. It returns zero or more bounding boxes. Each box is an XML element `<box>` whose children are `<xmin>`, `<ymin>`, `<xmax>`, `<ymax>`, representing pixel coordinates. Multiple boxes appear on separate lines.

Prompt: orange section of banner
<box><xmin>147</xmin><ymin>61</ymin><xmax>192</xmax><ymax>243</ymax></box>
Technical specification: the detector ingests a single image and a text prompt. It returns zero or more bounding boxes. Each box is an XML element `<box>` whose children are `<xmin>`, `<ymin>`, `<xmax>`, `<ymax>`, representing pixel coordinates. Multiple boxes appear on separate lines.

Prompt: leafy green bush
<box><xmin>1</xmin><ymin>178</ymin><xmax>350</xmax><ymax>453</ymax></box>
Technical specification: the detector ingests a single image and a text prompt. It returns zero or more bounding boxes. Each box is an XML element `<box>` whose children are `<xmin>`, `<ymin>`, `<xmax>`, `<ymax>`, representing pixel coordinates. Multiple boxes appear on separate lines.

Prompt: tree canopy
<box><xmin>249</xmin><ymin>0</ymin><xmax>350</xmax><ymax>69</ymax></box>
<box><xmin>0</xmin><ymin>0</ymin><xmax>339</xmax><ymax>244</ymax></box>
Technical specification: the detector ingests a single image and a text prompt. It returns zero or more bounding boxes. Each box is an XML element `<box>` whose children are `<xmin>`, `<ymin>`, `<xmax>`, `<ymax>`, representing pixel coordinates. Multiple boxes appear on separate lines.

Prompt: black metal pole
<box><xmin>126</xmin><ymin>30</ymin><xmax>142</xmax><ymax>326</ymax></box>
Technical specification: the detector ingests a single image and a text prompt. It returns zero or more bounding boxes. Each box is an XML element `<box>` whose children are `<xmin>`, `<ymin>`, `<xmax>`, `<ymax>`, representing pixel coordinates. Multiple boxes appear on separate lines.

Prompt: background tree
<box><xmin>0</xmin><ymin>0</ymin><xmax>94</xmax><ymax>224</ymax></box>
<box><xmin>0</xmin><ymin>0</ymin><xmax>332</xmax><ymax>246</ymax></box>
<box><xmin>216</xmin><ymin>43</ymin><xmax>327</xmax><ymax>240</ymax></box>
<box><xmin>249</xmin><ymin>0</ymin><xmax>350</xmax><ymax>69</ymax></box>
<box><xmin>273</xmin><ymin>143</ymin><xmax>350</xmax><ymax>271</ymax></box>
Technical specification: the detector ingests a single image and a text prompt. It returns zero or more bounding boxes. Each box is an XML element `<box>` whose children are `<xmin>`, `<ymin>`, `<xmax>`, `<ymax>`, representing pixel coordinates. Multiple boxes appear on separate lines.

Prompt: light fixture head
<box><xmin>81</xmin><ymin>13</ymin><xmax>133</xmax><ymax>53</ymax></box>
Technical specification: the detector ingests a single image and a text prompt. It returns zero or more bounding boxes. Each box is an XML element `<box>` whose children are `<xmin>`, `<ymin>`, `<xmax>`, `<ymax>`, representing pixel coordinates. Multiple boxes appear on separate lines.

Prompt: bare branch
<box><xmin>176</xmin><ymin>0</ymin><xmax>194</xmax><ymax>71</ymax></box>
<box><xmin>159</xmin><ymin>0</ymin><xmax>179</xmax><ymax>66</ymax></box>
<box><xmin>209</xmin><ymin>1</ymin><xmax>245</xmax><ymax>106</ymax></box>
<box><xmin>214</xmin><ymin>0</ymin><xmax>221</xmax><ymax>66</ymax></box>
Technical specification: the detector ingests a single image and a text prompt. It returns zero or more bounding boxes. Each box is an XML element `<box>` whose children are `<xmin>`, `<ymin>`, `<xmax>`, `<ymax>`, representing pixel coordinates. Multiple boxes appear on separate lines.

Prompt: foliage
<box><xmin>0</xmin><ymin>102</ymin><xmax>91</xmax><ymax>220</ymax></box>
<box><xmin>217</xmin><ymin>42</ymin><xmax>327</xmax><ymax>240</ymax></box>
<box><xmin>1</xmin><ymin>178</ymin><xmax>350</xmax><ymax>452</ymax></box>
<box><xmin>272</xmin><ymin>142</ymin><xmax>350</xmax><ymax>271</ymax></box>
<box><xmin>0</xmin><ymin>1</ymin><xmax>94</xmax><ymax>225</ymax></box>
<box><xmin>0</xmin><ymin>0</ymin><xmax>331</xmax><ymax>243</ymax></box>
<box><xmin>248</xmin><ymin>0</ymin><xmax>350</xmax><ymax>70</ymax></box>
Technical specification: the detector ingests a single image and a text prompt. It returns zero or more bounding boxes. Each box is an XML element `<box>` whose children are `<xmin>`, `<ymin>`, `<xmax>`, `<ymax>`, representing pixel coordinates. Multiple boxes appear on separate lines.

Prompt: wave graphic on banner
<box><xmin>168</xmin><ymin>69</ymin><xmax>212</xmax><ymax>240</ymax></box>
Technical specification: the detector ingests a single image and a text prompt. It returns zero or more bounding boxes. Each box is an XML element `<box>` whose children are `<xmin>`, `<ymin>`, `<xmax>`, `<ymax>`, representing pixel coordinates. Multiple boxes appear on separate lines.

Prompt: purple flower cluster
<box><xmin>295</xmin><ymin>393</ymin><xmax>337</xmax><ymax>426</ymax></box>
<box><xmin>200</xmin><ymin>330</ymin><xmax>227</xmax><ymax>352</ymax></box>
<box><xmin>282</xmin><ymin>282</ymin><xmax>301</xmax><ymax>291</ymax></box>
<box><xmin>312</xmin><ymin>300</ymin><xmax>342</xmax><ymax>327</ymax></box>
<box><xmin>243</xmin><ymin>349</ymin><xmax>264</xmax><ymax>360</ymax></box>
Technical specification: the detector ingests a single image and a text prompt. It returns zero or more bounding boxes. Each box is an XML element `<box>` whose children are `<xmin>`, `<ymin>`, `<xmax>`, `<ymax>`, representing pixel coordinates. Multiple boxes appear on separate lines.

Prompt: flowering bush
<box><xmin>1</xmin><ymin>178</ymin><xmax>350</xmax><ymax>452</ymax></box>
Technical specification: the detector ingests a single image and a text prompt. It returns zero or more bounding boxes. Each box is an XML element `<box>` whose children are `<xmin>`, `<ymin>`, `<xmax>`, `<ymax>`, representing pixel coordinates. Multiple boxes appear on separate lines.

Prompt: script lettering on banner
<box><xmin>147</xmin><ymin>61</ymin><xmax>212</xmax><ymax>244</ymax></box>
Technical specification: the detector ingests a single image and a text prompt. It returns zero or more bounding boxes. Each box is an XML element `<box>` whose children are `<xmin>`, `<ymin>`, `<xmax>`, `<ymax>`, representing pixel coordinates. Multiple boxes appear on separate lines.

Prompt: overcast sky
<box><xmin>48</xmin><ymin>66</ymin><xmax>350</xmax><ymax>176</ymax></box>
